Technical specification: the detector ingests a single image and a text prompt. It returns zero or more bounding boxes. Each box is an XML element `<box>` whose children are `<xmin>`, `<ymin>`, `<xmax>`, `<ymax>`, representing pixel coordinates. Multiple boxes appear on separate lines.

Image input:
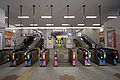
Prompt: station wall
<box><xmin>104</xmin><ymin>17</ymin><xmax>120</xmax><ymax>59</ymax></box>
<box><xmin>0</xmin><ymin>8</ymin><xmax>5</xmax><ymax>49</ymax></box>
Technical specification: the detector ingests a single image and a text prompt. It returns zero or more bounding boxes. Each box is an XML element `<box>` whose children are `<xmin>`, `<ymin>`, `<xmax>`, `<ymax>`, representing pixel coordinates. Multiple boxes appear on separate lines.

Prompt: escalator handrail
<box><xmin>78</xmin><ymin>47</ymin><xmax>88</xmax><ymax>52</ymax></box>
<box><xmin>81</xmin><ymin>34</ymin><xmax>96</xmax><ymax>44</ymax></box>
<box><xmin>0</xmin><ymin>49</ymin><xmax>13</xmax><ymax>51</ymax></box>
<box><xmin>81</xmin><ymin>34</ymin><xmax>103</xmax><ymax>48</ymax></box>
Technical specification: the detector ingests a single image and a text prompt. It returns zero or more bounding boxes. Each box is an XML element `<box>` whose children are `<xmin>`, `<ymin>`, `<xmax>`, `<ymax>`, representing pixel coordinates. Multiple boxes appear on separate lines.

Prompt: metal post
<box><xmin>67</xmin><ymin>5</ymin><xmax>70</xmax><ymax>26</ymax></box>
<box><xmin>33</xmin><ymin>5</ymin><xmax>35</xmax><ymax>27</ymax></box>
<box><xmin>99</xmin><ymin>5</ymin><xmax>102</xmax><ymax>27</ymax></box>
<box><xmin>7</xmin><ymin>5</ymin><xmax>10</xmax><ymax>28</ymax></box>
<box><xmin>83</xmin><ymin>5</ymin><xmax>86</xmax><ymax>27</ymax></box>
<box><xmin>20</xmin><ymin>5</ymin><xmax>23</xmax><ymax>27</ymax></box>
<box><xmin>50</xmin><ymin>5</ymin><xmax>53</xmax><ymax>26</ymax></box>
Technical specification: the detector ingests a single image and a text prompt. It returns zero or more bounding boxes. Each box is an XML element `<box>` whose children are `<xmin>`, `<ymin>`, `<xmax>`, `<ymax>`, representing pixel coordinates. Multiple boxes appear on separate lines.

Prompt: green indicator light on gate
<box><xmin>104</xmin><ymin>54</ymin><xmax>106</xmax><ymax>58</ymax></box>
<box><xmin>89</xmin><ymin>54</ymin><xmax>91</xmax><ymax>58</ymax></box>
<box><xmin>27</xmin><ymin>55</ymin><xmax>30</xmax><ymax>59</ymax></box>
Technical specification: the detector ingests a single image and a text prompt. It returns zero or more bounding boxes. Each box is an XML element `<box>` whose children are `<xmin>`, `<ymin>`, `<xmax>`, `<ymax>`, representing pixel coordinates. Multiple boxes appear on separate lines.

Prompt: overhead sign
<box><xmin>5</xmin><ymin>31</ymin><xmax>14</xmax><ymax>36</ymax></box>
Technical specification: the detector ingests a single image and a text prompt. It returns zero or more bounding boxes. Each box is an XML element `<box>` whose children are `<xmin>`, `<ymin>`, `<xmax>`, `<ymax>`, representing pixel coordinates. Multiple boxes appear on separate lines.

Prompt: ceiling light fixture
<box><xmin>46</xmin><ymin>24</ymin><xmax>54</xmax><ymax>26</ymax></box>
<box><xmin>93</xmin><ymin>24</ymin><xmax>100</xmax><ymax>26</ymax></box>
<box><xmin>86</xmin><ymin>16</ymin><xmax>97</xmax><ymax>19</ymax></box>
<box><xmin>15</xmin><ymin>24</ymin><xmax>23</xmax><ymax>26</ymax></box>
<box><xmin>62</xmin><ymin>24</ymin><xmax>70</xmax><ymax>26</ymax></box>
<box><xmin>64</xmin><ymin>16</ymin><xmax>75</xmax><ymax>18</ymax></box>
<box><xmin>30</xmin><ymin>24</ymin><xmax>38</xmax><ymax>26</ymax></box>
<box><xmin>5</xmin><ymin>17</ymin><xmax>8</xmax><ymax>19</ymax></box>
<box><xmin>107</xmin><ymin>16</ymin><xmax>117</xmax><ymax>19</ymax></box>
<box><xmin>6</xmin><ymin>27</ymin><xmax>102</xmax><ymax>30</ymax></box>
<box><xmin>18</xmin><ymin>16</ymin><xmax>29</xmax><ymax>19</ymax></box>
<box><xmin>78</xmin><ymin>24</ymin><xmax>85</xmax><ymax>26</ymax></box>
<box><xmin>41</xmin><ymin>16</ymin><xmax>52</xmax><ymax>19</ymax></box>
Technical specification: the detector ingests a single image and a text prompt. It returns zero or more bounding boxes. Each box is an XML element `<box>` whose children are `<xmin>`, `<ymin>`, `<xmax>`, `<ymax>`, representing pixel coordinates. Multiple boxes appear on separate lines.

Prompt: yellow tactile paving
<box><xmin>17</xmin><ymin>67</ymin><xmax>33</xmax><ymax>80</ymax></box>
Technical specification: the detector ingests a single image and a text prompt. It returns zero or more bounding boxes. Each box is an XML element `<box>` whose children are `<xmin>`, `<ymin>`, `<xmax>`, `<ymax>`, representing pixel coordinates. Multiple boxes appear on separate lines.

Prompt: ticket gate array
<box><xmin>100</xmin><ymin>48</ymin><xmax>119</xmax><ymax>66</ymax></box>
<box><xmin>25</xmin><ymin>49</ymin><xmax>39</xmax><ymax>67</ymax></box>
<box><xmin>40</xmin><ymin>49</ymin><xmax>49</xmax><ymax>67</ymax></box>
<box><xmin>68</xmin><ymin>49</ymin><xmax>76</xmax><ymax>66</ymax></box>
<box><xmin>77</xmin><ymin>48</ymin><xmax>91</xmax><ymax>66</ymax></box>
<box><xmin>90</xmin><ymin>48</ymin><xmax>119</xmax><ymax>66</ymax></box>
<box><xmin>0</xmin><ymin>49</ymin><xmax>13</xmax><ymax>65</ymax></box>
<box><xmin>10</xmin><ymin>50</ymin><xmax>25</xmax><ymax>67</ymax></box>
<box><xmin>90</xmin><ymin>49</ymin><xmax>106</xmax><ymax>66</ymax></box>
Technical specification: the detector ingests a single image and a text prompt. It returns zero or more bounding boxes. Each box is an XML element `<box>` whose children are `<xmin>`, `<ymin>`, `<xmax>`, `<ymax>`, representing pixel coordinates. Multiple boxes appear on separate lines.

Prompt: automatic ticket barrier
<box><xmin>100</xmin><ymin>48</ymin><xmax>119</xmax><ymax>66</ymax></box>
<box><xmin>24</xmin><ymin>49</ymin><xmax>39</xmax><ymax>67</ymax></box>
<box><xmin>68</xmin><ymin>49</ymin><xmax>76</xmax><ymax>66</ymax></box>
<box><xmin>54</xmin><ymin>51</ymin><xmax>58</xmax><ymax>67</ymax></box>
<box><xmin>10</xmin><ymin>50</ymin><xmax>25</xmax><ymax>67</ymax></box>
<box><xmin>90</xmin><ymin>48</ymin><xmax>106</xmax><ymax>66</ymax></box>
<box><xmin>77</xmin><ymin>48</ymin><xmax>91</xmax><ymax>66</ymax></box>
<box><xmin>0</xmin><ymin>49</ymin><xmax>13</xmax><ymax>65</ymax></box>
<box><xmin>40</xmin><ymin>49</ymin><xmax>49</xmax><ymax>67</ymax></box>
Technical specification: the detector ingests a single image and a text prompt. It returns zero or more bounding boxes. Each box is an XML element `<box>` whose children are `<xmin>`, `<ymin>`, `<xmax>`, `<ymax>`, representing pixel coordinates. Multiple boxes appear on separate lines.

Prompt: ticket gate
<box><xmin>25</xmin><ymin>49</ymin><xmax>39</xmax><ymax>67</ymax></box>
<box><xmin>90</xmin><ymin>48</ymin><xmax>106</xmax><ymax>65</ymax></box>
<box><xmin>68</xmin><ymin>49</ymin><xmax>76</xmax><ymax>66</ymax></box>
<box><xmin>77</xmin><ymin>48</ymin><xmax>91</xmax><ymax>66</ymax></box>
<box><xmin>0</xmin><ymin>49</ymin><xmax>13</xmax><ymax>65</ymax></box>
<box><xmin>54</xmin><ymin>51</ymin><xmax>58</xmax><ymax>67</ymax></box>
<box><xmin>40</xmin><ymin>49</ymin><xmax>49</xmax><ymax>67</ymax></box>
<box><xmin>100</xmin><ymin>48</ymin><xmax>119</xmax><ymax>66</ymax></box>
<box><xmin>10</xmin><ymin>50</ymin><xmax>25</xmax><ymax>67</ymax></box>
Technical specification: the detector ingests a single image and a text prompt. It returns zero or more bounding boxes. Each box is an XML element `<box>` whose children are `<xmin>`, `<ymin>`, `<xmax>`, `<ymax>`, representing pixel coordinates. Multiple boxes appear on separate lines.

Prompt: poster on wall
<box><xmin>5</xmin><ymin>31</ymin><xmax>15</xmax><ymax>48</ymax></box>
<box><xmin>107</xmin><ymin>30</ymin><xmax>116</xmax><ymax>48</ymax></box>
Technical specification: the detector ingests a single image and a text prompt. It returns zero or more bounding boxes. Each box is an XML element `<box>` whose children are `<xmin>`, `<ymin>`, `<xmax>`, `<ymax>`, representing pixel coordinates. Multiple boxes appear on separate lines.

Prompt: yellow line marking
<box><xmin>17</xmin><ymin>67</ymin><xmax>33</xmax><ymax>80</ymax></box>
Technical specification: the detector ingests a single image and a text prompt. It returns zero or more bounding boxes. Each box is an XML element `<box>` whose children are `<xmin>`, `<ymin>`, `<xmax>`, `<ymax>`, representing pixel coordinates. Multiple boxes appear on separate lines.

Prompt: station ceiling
<box><xmin>0</xmin><ymin>0</ymin><xmax>120</xmax><ymax>27</ymax></box>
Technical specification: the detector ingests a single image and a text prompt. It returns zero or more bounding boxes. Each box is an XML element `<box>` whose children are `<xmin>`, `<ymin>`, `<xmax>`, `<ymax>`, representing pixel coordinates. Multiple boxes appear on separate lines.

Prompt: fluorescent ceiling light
<box><xmin>62</xmin><ymin>24</ymin><xmax>70</xmax><ymax>26</ymax></box>
<box><xmin>5</xmin><ymin>17</ymin><xmax>8</xmax><ymax>19</ymax></box>
<box><xmin>64</xmin><ymin>16</ymin><xmax>75</xmax><ymax>18</ymax></box>
<box><xmin>18</xmin><ymin>16</ymin><xmax>29</xmax><ymax>19</ymax></box>
<box><xmin>6</xmin><ymin>27</ymin><xmax>102</xmax><ymax>30</ymax></box>
<box><xmin>30</xmin><ymin>24</ymin><xmax>38</xmax><ymax>26</ymax></box>
<box><xmin>46</xmin><ymin>24</ymin><xmax>54</xmax><ymax>26</ymax></box>
<box><xmin>15</xmin><ymin>24</ymin><xmax>23</xmax><ymax>26</ymax></box>
<box><xmin>12</xmin><ymin>30</ymin><xmax>16</xmax><ymax>33</ymax></box>
<box><xmin>107</xmin><ymin>16</ymin><xmax>117</xmax><ymax>19</ymax></box>
<box><xmin>78</xmin><ymin>24</ymin><xmax>85</xmax><ymax>26</ymax></box>
<box><xmin>93</xmin><ymin>24</ymin><xmax>100</xmax><ymax>26</ymax></box>
<box><xmin>100</xmin><ymin>28</ymin><xmax>104</xmax><ymax>32</ymax></box>
<box><xmin>86</xmin><ymin>16</ymin><xmax>97</xmax><ymax>19</ymax></box>
<box><xmin>41</xmin><ymin>16</ymin><xmax>52</xmax><ymax>19</ymax></box>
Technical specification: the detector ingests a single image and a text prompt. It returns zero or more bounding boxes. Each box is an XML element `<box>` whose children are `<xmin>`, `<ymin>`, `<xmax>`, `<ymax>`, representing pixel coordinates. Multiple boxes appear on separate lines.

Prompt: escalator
<box><xmin>24</xmin><ymin>37</ymin><xmax>44</xmax><ymax>67</ymax></box>
<box><xmin>10</xmin><ymin>36</ymin><xmax>36</xmax><ymax>67</ymax></box>
<box><xmin>80</xmin><ymin>34</ymin><xmax>119</xmax><ymax>66</ymax></box>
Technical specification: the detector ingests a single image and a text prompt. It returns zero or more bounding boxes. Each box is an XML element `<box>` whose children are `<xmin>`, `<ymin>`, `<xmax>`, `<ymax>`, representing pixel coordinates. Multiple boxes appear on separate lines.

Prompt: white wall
<box><xmin>0</xmin><ymin>8</ymin><xmax>5</xmax><ymax>49</ymax></box>
<box><xmin>0</xmin><ymin>8</ymin><xmax>5</xmax><ymax>28</ymax></box>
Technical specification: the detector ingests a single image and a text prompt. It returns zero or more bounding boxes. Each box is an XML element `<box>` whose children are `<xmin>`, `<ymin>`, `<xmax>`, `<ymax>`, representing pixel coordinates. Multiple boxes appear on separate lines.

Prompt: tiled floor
<box><xmin>0</xmin><ymin>61</ymin><xmax>120</xmax><ymax>80</ymax></box>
